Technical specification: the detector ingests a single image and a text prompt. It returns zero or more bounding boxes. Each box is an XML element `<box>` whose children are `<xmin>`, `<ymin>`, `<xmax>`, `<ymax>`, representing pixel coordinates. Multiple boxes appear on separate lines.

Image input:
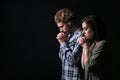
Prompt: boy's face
<box><xmin>57</xmin><ymin>22</ymin><xmax>71</xmax><ymax>34</ymax></box>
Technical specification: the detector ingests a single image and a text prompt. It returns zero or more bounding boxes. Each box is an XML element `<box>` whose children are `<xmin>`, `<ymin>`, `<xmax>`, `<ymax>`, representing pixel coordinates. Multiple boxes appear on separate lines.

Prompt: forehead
<box><xmin>82</xmin><ymin>22</ymin><xmax>88</xmax><ymax>28</ymax></box>
<box><xmin>57</xmin><ymin>22</ymin><xmax>64</xmax><ymax>27</ymax></box>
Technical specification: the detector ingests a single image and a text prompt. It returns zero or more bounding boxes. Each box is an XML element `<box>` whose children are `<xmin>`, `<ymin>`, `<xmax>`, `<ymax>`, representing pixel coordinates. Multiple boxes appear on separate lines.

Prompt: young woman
<box><xmin>79</xmin><ymin>15</ymin><xmax>112</xmax><ymax>80</ymax></box>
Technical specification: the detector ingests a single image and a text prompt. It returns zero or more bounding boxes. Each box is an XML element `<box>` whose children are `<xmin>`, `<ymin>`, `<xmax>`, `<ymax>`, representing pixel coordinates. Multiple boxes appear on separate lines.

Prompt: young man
<box><xmin>54</xmin><ymin>8</ymin><xmax>83</xmax><ymax>80</ymax></box>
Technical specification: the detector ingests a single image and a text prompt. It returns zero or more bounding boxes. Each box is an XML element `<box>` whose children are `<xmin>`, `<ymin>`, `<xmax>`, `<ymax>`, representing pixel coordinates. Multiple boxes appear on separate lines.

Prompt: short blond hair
<box><xmin>54</xmin><ymin>8</ymin><xmax>76</xmax><ymax>23</ymax></box>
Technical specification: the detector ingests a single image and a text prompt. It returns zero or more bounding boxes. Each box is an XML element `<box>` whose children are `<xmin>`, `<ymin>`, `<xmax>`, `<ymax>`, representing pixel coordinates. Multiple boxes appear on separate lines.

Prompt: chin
<box><xmin>64</xmin><ymin>32</ymin><xmax>68</xmax><ymax>34</ymax></box>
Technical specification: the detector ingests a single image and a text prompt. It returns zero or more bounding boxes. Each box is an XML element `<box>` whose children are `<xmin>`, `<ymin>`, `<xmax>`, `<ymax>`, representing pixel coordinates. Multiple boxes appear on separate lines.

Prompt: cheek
<box><xmin>88</xmin><ymin>31</ymin><xmax>94</xmax><ymax>39</ymax></box>
<box><xmin>85</xmin><ymin>31</ymin><xmax>93</xmax><ymax>39</ymax></box>
<box><xmin>64</xmin><ymin>27</ymin><xmax>68</xmax><ymax>31</ymax></box>
<box><xmin>63</xmin><ymin>27</ymin><xmax>66</xmax><ymax>31</ymax></box>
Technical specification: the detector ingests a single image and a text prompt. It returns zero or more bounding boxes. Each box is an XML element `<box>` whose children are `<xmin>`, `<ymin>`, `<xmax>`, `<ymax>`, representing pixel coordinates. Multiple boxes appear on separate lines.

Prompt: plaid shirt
<box><xmin>59</xmin><ymin>28</ymin><xmax>83</xmax><ymax>80</ymax></box>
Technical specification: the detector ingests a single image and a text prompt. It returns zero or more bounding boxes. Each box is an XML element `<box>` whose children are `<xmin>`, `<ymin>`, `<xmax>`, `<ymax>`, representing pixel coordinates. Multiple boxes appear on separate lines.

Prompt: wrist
<box><xmin>83</xmin><ymin>47</ymin><xmax>89</xmax><ymax>50</ymax></box>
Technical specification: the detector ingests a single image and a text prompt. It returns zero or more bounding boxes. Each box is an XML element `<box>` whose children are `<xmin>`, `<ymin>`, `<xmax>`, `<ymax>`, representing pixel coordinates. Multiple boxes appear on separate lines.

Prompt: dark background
<box><xmin>1</xmin><ymin>0</ymin><xmax>119</xmax><ymax>80</ymax></box>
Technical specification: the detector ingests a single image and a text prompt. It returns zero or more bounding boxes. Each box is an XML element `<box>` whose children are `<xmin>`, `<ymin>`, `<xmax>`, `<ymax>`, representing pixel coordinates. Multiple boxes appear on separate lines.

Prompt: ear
<box><xmin>68</xmin><ymin>22</ymin><xmax>71</xmax><ymax>25</ymax></box>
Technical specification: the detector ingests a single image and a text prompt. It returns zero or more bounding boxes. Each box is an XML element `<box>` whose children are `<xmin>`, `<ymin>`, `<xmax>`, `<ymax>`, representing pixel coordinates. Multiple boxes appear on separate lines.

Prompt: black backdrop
<box><xmin>1</xmin><ymin>0</ymin><xmax>119</xmax><ymax>80</ymax></box>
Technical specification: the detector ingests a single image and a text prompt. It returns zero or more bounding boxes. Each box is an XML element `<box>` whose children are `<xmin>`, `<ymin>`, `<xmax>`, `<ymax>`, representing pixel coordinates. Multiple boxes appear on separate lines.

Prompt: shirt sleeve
<box><xmin>59</xmin><ymin>34</ymin><xmax>82</xmax><ymax>65</ymax></box>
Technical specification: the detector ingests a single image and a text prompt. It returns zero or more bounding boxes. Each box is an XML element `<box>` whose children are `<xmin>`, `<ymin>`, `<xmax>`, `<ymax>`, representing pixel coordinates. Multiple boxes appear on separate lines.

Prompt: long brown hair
<box><xmin>81</xmin><ymin>15</ymin><xmax>107</xmax><ymax>41</ymax></box>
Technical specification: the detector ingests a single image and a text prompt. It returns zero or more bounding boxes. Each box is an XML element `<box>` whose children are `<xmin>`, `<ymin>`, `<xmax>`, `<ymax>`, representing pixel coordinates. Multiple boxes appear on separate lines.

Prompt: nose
<box><xmin>82</xmin><ymin>31</ymin><xmax>85</xmax><ymax>36</ymax></box>
<box><xmin>60</xmin><ymin>29</ymin><xmax>63</xmax><ymax>33</ymax></box>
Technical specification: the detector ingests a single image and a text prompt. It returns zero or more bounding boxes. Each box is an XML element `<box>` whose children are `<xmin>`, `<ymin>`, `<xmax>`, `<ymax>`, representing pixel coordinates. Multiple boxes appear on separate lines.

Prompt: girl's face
<box><xmin>82</xmin><ymin>22</ymin><xmax>94</xmax><ymax>40</ymax></box>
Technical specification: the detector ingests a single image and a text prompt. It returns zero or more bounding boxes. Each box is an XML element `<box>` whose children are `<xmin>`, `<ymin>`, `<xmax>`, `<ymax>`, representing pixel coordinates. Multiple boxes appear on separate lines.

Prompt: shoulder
<box><xmin>93</xmin><ymin>40</ymin><xmax>108</xmax><ymax>53</ymax></box>
<box><xmin>74</xmin><ymin>28</ymin><xmax>82</xmax><ymax>38</ymax></box>
<box><xmin>96</xmin><ymin>40</ymin><xmax>107</xmax><ymax>48</ymax></box>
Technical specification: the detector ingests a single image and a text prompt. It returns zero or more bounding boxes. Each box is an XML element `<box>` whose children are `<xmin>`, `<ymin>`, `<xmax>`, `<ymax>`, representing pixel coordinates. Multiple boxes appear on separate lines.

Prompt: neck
<box><xmin>70</xmin><ymin>24</ymin><xmax>78</xmax><ymax>34</ymax></box>
<box><xmin>94</xmin><ymin>40</ymin><xmax>100</xmax><ymax>44</ymax></box>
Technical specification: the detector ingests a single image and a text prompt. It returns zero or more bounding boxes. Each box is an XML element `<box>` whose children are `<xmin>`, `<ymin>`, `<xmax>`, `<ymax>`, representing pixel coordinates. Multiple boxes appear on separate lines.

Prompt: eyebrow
<box><xmin>82</xmin><ymin>26</ymin><xmax>86</xmax><ymax>29</ymax></box>
<box><xmin>58</xmin><ymin>25</ymin><xmax>63</xmax><ymax>28</ymax></box>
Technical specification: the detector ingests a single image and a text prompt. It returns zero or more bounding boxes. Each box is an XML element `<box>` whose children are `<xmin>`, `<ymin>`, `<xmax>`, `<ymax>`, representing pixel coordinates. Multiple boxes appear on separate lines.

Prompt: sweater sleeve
<box><xmin>85</xmin><ymin>40</ymin><xmax>109</xmax><ymax>72</ymax></box>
